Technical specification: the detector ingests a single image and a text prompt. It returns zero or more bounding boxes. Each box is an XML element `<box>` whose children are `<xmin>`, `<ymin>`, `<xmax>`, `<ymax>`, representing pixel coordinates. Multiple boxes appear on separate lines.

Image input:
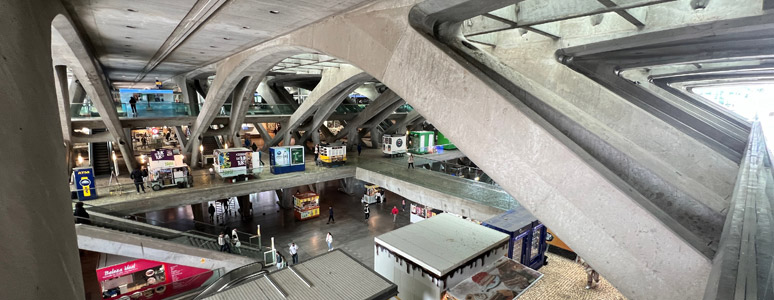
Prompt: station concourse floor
<box><xmin>140</xmin><ymin>182</ymin><xmax>626</xmax><ymax>300</ymax></box>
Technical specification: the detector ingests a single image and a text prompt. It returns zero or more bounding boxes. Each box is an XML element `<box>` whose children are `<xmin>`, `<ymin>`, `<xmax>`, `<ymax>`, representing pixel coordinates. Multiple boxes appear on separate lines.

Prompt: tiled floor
<box><xmin>520</xmin><ymin>253</ymin><xmax>627</xmax><ymax>300</ymax></box>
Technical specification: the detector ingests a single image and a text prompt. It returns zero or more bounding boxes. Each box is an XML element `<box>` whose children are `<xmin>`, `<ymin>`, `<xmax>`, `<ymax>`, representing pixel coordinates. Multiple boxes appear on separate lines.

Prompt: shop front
<box><xmin>97</xmin><ymin>259</ymin><xmax>212</xmax><ymax>300</ymax></box>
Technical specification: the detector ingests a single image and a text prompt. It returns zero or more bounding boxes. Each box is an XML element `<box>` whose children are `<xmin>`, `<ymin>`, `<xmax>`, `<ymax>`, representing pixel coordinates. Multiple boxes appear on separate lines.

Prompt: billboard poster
<box><xmin>271</xmin><ymin>147</ymin><xmax>290</xmax><ymax>166</ymax></box>
<box><xmin>96</xmin><ymin>259</ymin><xmax>210</xmax><ymax>300</ymax></box>
<box><xmin>290</xmin><ymin>147</ymin><xmax>304</xmax><ymax>165</ymax></box>
<box><xmin>448</xmin><ymin>256</ymin><xmax>543</xmax><ymax>300</ymax></box>
<box><xmin>228</xmin><ymin>151</ymin><xmax>248</xmax><ymax>168</ymax></box>
<box><xmin>151</xmin><ymin>149</ymin><xmax>174</xmax><ymax>161</ymax></box>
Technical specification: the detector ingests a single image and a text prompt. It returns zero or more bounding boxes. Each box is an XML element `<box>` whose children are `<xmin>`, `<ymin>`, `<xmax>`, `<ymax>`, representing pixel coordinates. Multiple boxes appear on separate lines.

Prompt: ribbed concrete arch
<box><xmin>51</xmin><ymin>14</ymin><xmax>136</xmax><ymax>172</ymax></box>
<box><xmin>184</xmin><ymin>1</ymin><xmax>714</xmax><ymax>299</ymax></box>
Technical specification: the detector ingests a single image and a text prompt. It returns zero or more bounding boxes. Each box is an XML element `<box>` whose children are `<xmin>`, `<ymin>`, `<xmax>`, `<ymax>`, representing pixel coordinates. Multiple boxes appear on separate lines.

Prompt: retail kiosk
<box><xmin>293</xmin><ymin>191</ymin><xmax>320</xmax><ymax>221</ymax></box>
<box><xmin>213</xmin><ymin>148</ymin><xmax>262</xmax><ymax>182</ymax></box>
<box><xmin>483</xmin><ymin>208</ymin><xmax>549</xmax><ymax>270</ymax></box>
<box><xmin>374</xmin><ymin>214</ymin><xmax>509</xmax><ymax>300</ymax></box>
<box><xmin>408</xmin><ymin>131</ymin><xmax>435</xmax><ymax>154</ymax></box>
<box><xmin>319</xmin><ymin>145</ymin><xmax>346</xmax><ymax>166</ymax></box>
<box><xmin>147</xmin><ymin>149</ymin><xmax>193</xmax><ymax>190</ymax></box>
<box><xmin>382</xmin><ymin>134</ymin><xmax>407</xmax><ymax>157</ymax></box>
<box><xmin>269</xmin><ymin>145</ymin><xmax>305</xmax><ymax>174</ymax></box>
<box><xmin>361</xmin><ymin>184</ymin><xmax>384</xmax><ymax>204</ymax></box>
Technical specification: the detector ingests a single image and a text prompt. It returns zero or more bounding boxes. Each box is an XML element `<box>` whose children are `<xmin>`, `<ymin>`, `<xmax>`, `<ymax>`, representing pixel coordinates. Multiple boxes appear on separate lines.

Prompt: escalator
<box><xmin>201</xmin><ymin>136</ymin><xmax>220</xmax><ymax>154</ymax></box>
<box><xmin>89</xmin><ymin>129</ymin><xmax>112</xmax><ymax>176</ymax></box>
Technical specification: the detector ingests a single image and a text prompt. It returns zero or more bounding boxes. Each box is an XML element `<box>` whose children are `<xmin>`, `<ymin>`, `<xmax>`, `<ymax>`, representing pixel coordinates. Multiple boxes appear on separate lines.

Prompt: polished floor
<box><xmin>142</xmin><ymin>182</ymin><xmax>413</xmax><ymax>269</ymax></box>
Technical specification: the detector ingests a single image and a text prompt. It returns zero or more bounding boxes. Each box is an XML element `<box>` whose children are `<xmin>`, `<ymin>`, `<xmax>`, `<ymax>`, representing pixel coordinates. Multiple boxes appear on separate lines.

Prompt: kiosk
<box><xmin>382</xmin><ymin>134</ymin><xmax>407</xmax><ymax>157</ymax></box>
<box><xmin>361</xmin><ymin>184</ymin><xmax>384</xmax><ymax>204</ymax></box>
<box><xmin>147</xmin><ymin>149</ymin><xmax>193</xmax><ymax>190</ymax></box>
<box><xmin>213</xmin><ymin>148</ymin><xmax>262</xmax><ymax>182</ymax></box>
<box><xmin>319</xmin><ymin>145</ymin><xmax>346</xmax><ymax>166</ymax></box>
<box><xmin>408</xmin><ymin>131</ymin><xmax>435</xmax><ymax>154</ymax></box>
<box><xmin>73</xmin><ymin>167</ymin><xmax>98</xmax><ymax>200</ymax></box>
<box><xmin>293</xmin><ymin>191</ymin><xmax>320</xmax><ymax>221</ymax></box>
<box><xmin>374</xmin><ymin>214</ymin><xmax>509</xmax><ymax>300</ymax></box>
<box><xmin>269</xmin><ymin>146</ymin><xmax>305</xmax><ymax>174</ymax></box>
<box><xmin>483</xmin><ymin>208</ymin><xmax>549</xmax><ymax>270</ymax></box>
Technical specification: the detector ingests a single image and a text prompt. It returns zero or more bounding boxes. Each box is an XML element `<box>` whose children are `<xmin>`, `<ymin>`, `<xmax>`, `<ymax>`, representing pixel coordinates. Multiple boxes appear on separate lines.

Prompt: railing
<box><xmin>335</xmin><ymin>104</ymin><xmax>367</xmax><ymax>114</ymax></box>
<box><xmin>416</xmin><ymin>156</ymin><xmax>499</xmax><ymax>187</ymax></box>
<box><xmin>70</xmin><ymin>102</ymin><xmax>193</xmax><ymax>119</ymax></box>
<box><xmin>395</xmin><ymin>104</ymin><xmax>414</xmax><ymax>113</ymax></box>
<box><xmin>77</xmin><ymin>202</ymin><xmax>276</xmax><ymax>262</ymax></box>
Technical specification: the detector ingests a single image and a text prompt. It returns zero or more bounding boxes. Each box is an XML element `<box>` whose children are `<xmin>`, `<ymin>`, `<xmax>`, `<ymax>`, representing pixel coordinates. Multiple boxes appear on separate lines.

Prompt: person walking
<box><xmin>325</xmin><ymin>232</ymin><xmax>333</xmax><ymax>251</ymax></box>
<box><xmin>129</xmin><ymin>95</ymin><xmax>138</xmax><ymax>116</ymax></box>
<box><xmin>357</xmin><ymin>143</ymin><xmax>362</xmax><ymax>156</ymax></box>
<box><xmin>407</xmin><ymin>153</ymin><xmax>415</xmax><ymax>169</ymax></box>
<box><xmin>364</xmin><ymin>204</ymin><xmax>370</xmax><ymax>223</ymax></box>
<box><xmin>251</xmin><ymin>142</ymin><xmax>258</xmax><ymax>152</ymax></box>
<box><xmin>130</xmin><ymin>167</ymin><xmax>146</xmax><ymax>194</ymax></box>
<box><xmin>576</xmin><ymin>257</ymin><xmax>600</xmax><ymax>289</ymax></box>
<box><xmin>231</xmin><ymin>228</ymin><xmax>241</xmax><ymax>254</ymax></box>
<box><xmin>327</xmin><ymin>206</ymin><xmax>335</xmax><ymax>224</ymax></box>
<box><xmin>289</xmin><ymin>243</ymin><xmax>299</xmax><ymax>264</ymax></box>
<box><xmin>208</xmin><ymin>204</ymin><xmax>216</xmax><ymax>223</ymax></box>
<box><xmin>391</xmin><ymin>206</ymin><xmax>399</xmax><ymax>223</ymax></box>
<box><xmin>314</xmin><ymin>144</ymin><xmax>319</xmax><ymax>166</ymax></box>
<box><xmin>73</xmin><ymin>202</ymin><xmax>91</xmax><ymax>225</ymax></box>
<box><xmin>218</xmin><ymin>232</ymin><xmax>228</xmax><ymax>252</ymax></box>
<box><xmin>223</xmin><ymin>232</ymin><xmax>233</xmax><ymax>253</ymax></box>
<box><xmin>402</xmin><ymin>199</ymin><xmax>406</xmax><ymax>212</ymax></box>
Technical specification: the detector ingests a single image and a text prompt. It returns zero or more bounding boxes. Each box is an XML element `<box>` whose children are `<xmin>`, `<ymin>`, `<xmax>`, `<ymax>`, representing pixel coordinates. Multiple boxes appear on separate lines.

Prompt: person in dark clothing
<box><xmin>251</xmin><ymin>142</ymin><xmax>258</xmax><ymax>152</ymax></box>
<box><xmin>364</xmin><ymin>204</ymin><xmax>370</xmax><ymax>223</ymax></box>
<box><xmin>129</xmin><ymin>96</ymin><xmax>138</xmax><ymax>116</ymax></box>
<box><xmin>327</xmin><ymin>206</ymin><xmax>335</xmax><ymax>224</ymax></box>
<box><xmin>74</xmin><ymin>202</ymin><xmax>91</xmax><ymax>225</ymax></box>
<box><xmin>130</xmin><ymin>167</ymin><xmax>146</xmax><ymax>194</ymax></box>
<box><xmin>208</xmin><ymin>204</ymin><xmax>216</xmax><ymax>223</ymax></box>
<box><xmin>357</xmin><ymin>143</ymin><xmax>362</xmax><ymax>156</ymax></box>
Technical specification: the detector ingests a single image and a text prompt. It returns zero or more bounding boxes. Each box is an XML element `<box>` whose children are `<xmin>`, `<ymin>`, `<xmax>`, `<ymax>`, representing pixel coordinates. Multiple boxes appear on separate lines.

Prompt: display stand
<box><xmin>293</xmin><ymin>192</ymin><xmax>320</xmax><ymax>221</ymax></box>
<box><xmin>108</xmin><ymin>169</ymin><xmax>123</xmax><ymax>196</ymax></box>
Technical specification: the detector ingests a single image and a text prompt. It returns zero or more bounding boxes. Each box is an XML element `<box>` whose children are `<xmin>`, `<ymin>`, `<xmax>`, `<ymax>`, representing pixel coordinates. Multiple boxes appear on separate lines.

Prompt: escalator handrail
<box><xmin>192</xmin><ymin>262</ymin><xmax>268</xmax><ymax>300</ymax></box>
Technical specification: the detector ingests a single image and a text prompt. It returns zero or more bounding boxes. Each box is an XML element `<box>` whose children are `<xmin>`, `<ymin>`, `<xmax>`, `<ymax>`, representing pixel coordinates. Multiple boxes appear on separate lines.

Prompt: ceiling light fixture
<box><xmin>223</xmin><ymin>37</ymin><xmax>230</xmax><ymax>40</ymax></box>
<box><xmin>209</xmin><ymin>45</ymin><xmax>217</xmax><ymax>48</ymax></box>
<box><xmin>125</xmin><ymin>36</ymin><xmax>132</xmax><ymax>39</ymax></box>
<box><xmin>199</xmin><ymin>51</ymin><xmax>205</xmax><ymax>54</ymax></box>
<box><xmin>127</xmin><ymin>8</ymin><xmax>137</xmax><ymax>12</ymax></box>
<box><xmin>126</xmin><ymin>25</ymin><xmax>136</xmax><ymax>29</ymax></box>
<box><xmin>242</xmin><ymin>26</ymin><xmax>250</xmax><ymax>29</ymax></box>
<box><xmin>269</xmin><ymin>10</ymin><xmax>280</xmax><ymax>14</ymax></box>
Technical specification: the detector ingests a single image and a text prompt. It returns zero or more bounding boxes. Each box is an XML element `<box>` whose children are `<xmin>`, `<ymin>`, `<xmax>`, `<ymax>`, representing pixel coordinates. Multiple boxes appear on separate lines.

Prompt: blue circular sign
<box><xmin>396</xmin><ymin>139</ymin><xmax>403</xmax><ymax>147</ymax></box>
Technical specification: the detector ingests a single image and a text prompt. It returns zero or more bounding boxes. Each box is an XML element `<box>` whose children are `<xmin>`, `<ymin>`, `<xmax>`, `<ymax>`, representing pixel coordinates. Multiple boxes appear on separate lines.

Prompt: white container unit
<box><xmin>374</xmin><ymin>214</ymin><xmax>509</xmax><ymax>300</ymax></box>
<box><xmin>382</xmin><ymin>134</ymin><xmax>407</xmax><ymax>157</ymax></box>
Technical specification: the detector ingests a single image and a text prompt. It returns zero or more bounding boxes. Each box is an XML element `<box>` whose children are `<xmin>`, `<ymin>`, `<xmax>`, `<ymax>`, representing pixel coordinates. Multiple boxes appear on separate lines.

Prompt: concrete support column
<box><xmin>191</xmin><ymin>203</ymin><xmax>206</xmax><ymax>223</ymax></box>
<box><xmin>277</xmin><ymin>189</ymin><xmax>296</xmax><ymax>209</ymax></box>
<box><xmin>190</xmin><ymin>138</ymin><xmax>202</xmax><ymax>168</ymax></box>
<box><xmin>370</xmin><ymin>127</ymin><xmax>382</xmax><ymax>149</ymax></box>
<box><xmin>236</xmin><ymin>195</ymin><xmax>251</xmax><ymax>218</ymax></box>
<box><xmin>346</xmin><ymin>129</ymin><xmax>359</xmax><ymax>151</ymax></box>
<box><xmin>173</xmin><ymin>75</ymin><xmax>199</xmax><ymax>116</ymax></box>
<box><xmin>54</xmin><ymin>65</ymin><xmax>74</xmax><ymax>173</ymax></box>
<box><xmin>0</xmin><ymin>3</ymin><xmax>85</xmax><ymax>299</ymax></box>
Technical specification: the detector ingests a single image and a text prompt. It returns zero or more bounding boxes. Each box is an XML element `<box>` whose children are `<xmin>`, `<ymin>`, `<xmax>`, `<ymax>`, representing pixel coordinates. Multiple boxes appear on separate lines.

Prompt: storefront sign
<box><xmin>151</xmin><ymin>149</ymin><xmax>174</xmax><ymax>161</ymax></box>
<box><xmin>97</xmin><ymin>259</ymin><xmax>210</xmax><ymax>300</ymax></box>
<box><xmin>229</xmin><ymin>151</ymin><xmax>248</xmax><ymax>167</ymax></box>
<box><xmin>448</xmin><ymin>257</ymin><xmax>542</xmax><ymax>300</ymax></box>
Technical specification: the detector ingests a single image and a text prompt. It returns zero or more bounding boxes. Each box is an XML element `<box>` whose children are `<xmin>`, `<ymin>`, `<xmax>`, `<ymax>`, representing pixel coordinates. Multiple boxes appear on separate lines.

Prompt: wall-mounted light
<box><xmin>474</xmin><ymin>176</ymin><xmax>480</xmax><ymax>181</ymax></box>
<box><xmin>140</xmin><ymin>154</ymin><xmax>146</xmax><ymax>164</ymax></box>
<box><xmin>199</xmin><ymin>145</ymin><xmax>204</xmax><ymax>152</ymax></box>
<box><xmin>77</xmin><ymin>154</ymin><xmax>84</xmax><ymax>165</ymax></box>
<box><xmin>112</xmin><ymin>151</ymin><xmax>117</xmax><ymax>161</ymax></box>
<box><xmin>224</xmin><ymin>143</ymin><xmax>228</xmax><ymax>149</ymax></box>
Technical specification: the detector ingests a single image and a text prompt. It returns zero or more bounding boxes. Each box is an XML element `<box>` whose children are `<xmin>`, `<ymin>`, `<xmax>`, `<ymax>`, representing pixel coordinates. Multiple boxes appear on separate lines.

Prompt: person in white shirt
<box><xmin>326</xmin><ymin>232</ymin><xmax>333</xmax><ymax>251</ymax></box>
<box><xmin>231</xmin><ymin>228</ymin><xmax>241</xmax><ymax>254</ymax></box>
<box><xmin>218</xmin><ymin>232</ymin><xmax>228</xmax><ymax>252</ymax></box>
<box><xmin>289</xmin><ymin>242</ymin><xmax>299</xmax><ymax>264</ymax></box>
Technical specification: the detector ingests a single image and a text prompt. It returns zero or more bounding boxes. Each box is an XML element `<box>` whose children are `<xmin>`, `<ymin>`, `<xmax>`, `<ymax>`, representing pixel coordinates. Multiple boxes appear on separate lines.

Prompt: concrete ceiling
<box><xmin>61</xmin><ymin>0</ymin><xmax>374</xmax><ymax>87</ymax></box>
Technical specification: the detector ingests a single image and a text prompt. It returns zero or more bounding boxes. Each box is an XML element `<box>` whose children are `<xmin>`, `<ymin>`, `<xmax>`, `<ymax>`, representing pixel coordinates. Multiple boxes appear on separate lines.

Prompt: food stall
<box><xmin>483</xmin><ymin>208</ymin><xmax>549</xmax><ymax>270</ymax></box>
<box><xmin>293</xmin><ymin>191</ymin><xmax>320</xmax><ymax>221</ymax></box>
<box><xmin>96</xmin><ymin>258</ymin><xmax>213</xmax><ymax>300</ymax></box>
<box><xmin>213</xmin><ymin>148</ymin><xmax>262</xmax><ymax>182</ymax></box>
<box><xmin>374</xmin><ymin>214</ymin><xmax>509</xmax><ymax>300</ymax></box>
<box><xmin>382</xmin><ymin>134</ymin><xmax>407</xmax><ymax>157</ymax></box>
<box><xmin>147</xmin><ymin>149</ymin><xmax>193</xmax><ymax>190</ymax></box>
<box><xmin>408</xmin><ymin>131</ymin><xmax>435</xmax><ymax>154</ymax></box>
<box><xmin>269</xmin><ymin>145</ymin><xmax>305</xmax><ymax>174</ymax></box>
<box><xmin>447</xmin><ymin>256</ymin><xmax>543</xmax><ymax>300</ymax></box>
<box><xmin>361</xmin><ymin>184</ymin><xmax>384</xmax><ymax>204</ymax></box>
<box><xmin>319</xmin><ymin>145</ymin><xmax>346</xmax><ymax>166</ymax></box>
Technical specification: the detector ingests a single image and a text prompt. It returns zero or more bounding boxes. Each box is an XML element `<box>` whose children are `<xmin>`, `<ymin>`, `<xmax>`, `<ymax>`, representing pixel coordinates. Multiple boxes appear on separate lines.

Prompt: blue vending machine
<box><xmin>483</xmin><ymin>207</ymin><xmax>547</xmax><ymax>270</ymax></box>
<box><xmin>73</xmin><ymin>167</ymin><xmax>98</xmax><ymax>200</ymax></box>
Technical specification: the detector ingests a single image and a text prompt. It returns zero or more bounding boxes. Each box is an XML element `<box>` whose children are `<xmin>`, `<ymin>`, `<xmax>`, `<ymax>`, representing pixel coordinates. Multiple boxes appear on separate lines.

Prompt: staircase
<box><xmin>201</xmin><ymin>136</ymin><xmax>220</xmax><ymax>154</ymax></box>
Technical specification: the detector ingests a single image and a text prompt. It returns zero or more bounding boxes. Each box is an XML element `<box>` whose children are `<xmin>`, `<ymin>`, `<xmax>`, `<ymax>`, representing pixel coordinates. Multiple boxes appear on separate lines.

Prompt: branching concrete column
<box><xmin>228</xmin><ymin>76</ymin><xmax>262</xmax><ymax>144</ymax></box>
<box><xmin>52</xmin><ymin>16</ymin><xmax>136</xmax><ymax>172</ymax></box>
<box><xmin>53</xmin><ymin>65</ymin><xmax>73</xmax><ymax>172</ymax></box>
<box><xmin>267</xmin><ymin>65</ymin><xmax>370</xmax><ymax>147</ymax></box>
<box><xmin>173</xmin><ymin>75</ymin><xmax>199</xmax><ymax>116</ymax></box>
<box><xmin>2</xmin><ymin>4</ymin><xmax>85</xmax><ymax>299</ymax></box>
<box><xmin>384</xmin><ymin>110</ymin><xmax>422</xmax><ymax>134</ymax></box>
<box><xmin>329</xmin><ymin>89</ymin><xmax>401</xmax><ymax>142</ymax></box>
<box><xmin>173</xmin><ymin>126</ymin><xmax>188</xmax><ymax>149</ymax></box>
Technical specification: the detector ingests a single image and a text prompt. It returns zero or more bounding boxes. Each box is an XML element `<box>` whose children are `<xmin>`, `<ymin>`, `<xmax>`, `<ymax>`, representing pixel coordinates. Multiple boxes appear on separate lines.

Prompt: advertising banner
<box><xmin>151</xmin><ymin>149</ymin><xmax>174</xmax><ymax>161</ymax></box>
<box><xmin>73</xmin><ymin>167</ymin><xmax>98</xmax><ymax>200</ymax></box>
<box><xmin>290</xmin><ymin>147</ymin><xmax>304</xmax><ymax>165</ymax></box>
<box><xmin>448</xmin><ymin>256</ymin><xmax>542</xmax><ymax>300</ymax></box>
<box><xmin>96</xmin><ymin>259</ymin><xmax>210</xmax><ymax>300</ymax></box>
<box><xmin>229</xmin><ymin>151</ymin><xmax>248</xmax><ymax>168</ymax></box>
<box><xmin>271</xmin><ymin>147</ymin><xmax>290</xmax><ymax>166</ymax></box>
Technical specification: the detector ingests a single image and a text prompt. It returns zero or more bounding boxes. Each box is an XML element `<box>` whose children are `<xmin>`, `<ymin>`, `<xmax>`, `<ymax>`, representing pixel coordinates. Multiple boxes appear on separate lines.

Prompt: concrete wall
<box><xmin>0</xmin><ymin>1</ymin><xmax>85</xmax><ymax>299</ymax></box>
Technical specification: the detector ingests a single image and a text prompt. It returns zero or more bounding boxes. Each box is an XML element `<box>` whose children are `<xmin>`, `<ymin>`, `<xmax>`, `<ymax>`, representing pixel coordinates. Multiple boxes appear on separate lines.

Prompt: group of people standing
<box><xmin>217</xmin><ymin>228</ymin><xmax>242</xmax><ymax>254</ymax></box>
